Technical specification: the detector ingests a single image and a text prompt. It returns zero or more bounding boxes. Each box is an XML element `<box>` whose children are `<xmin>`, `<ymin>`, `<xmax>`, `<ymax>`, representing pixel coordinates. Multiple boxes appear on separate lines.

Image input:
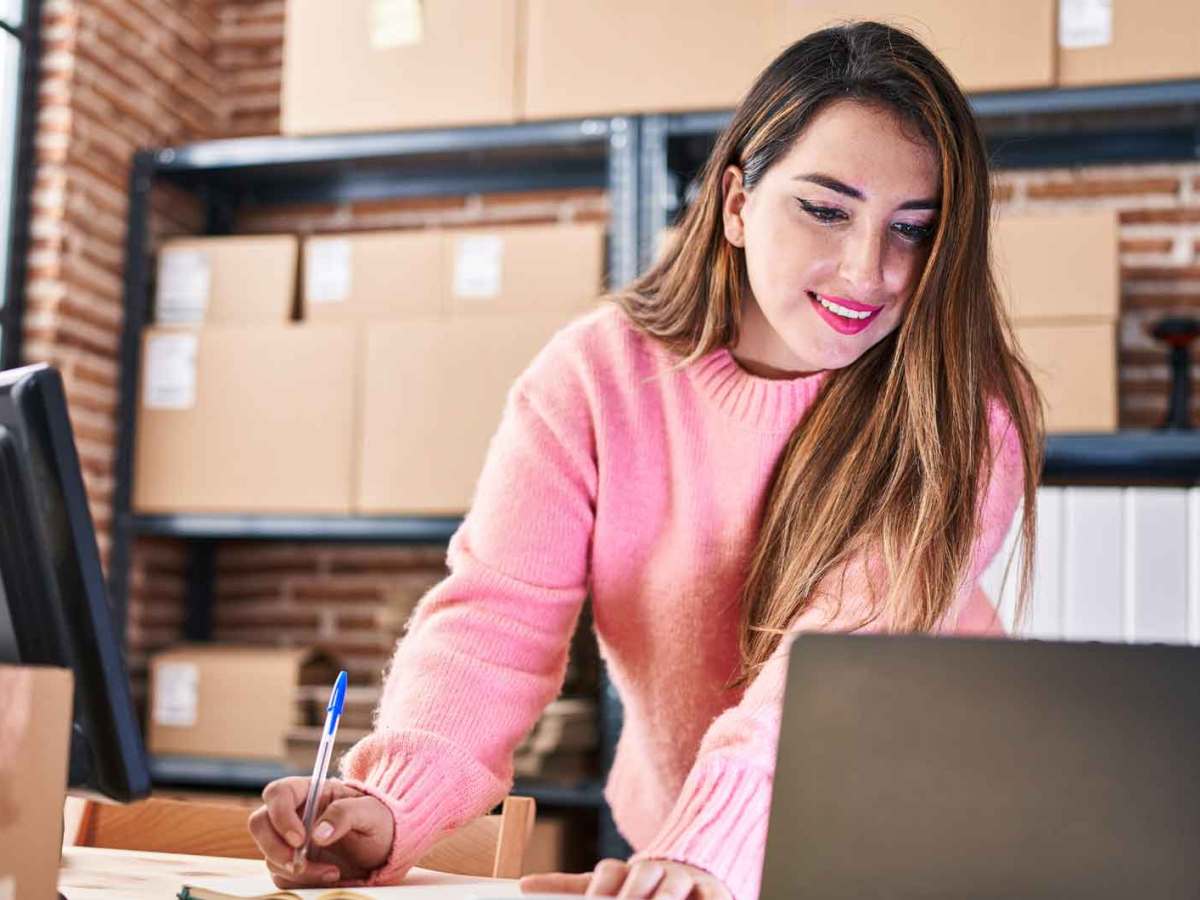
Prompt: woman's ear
<box><xmin>721</xmin><ymin>165</ymin><xmax>748</xmax><ymax>248</ymax></box>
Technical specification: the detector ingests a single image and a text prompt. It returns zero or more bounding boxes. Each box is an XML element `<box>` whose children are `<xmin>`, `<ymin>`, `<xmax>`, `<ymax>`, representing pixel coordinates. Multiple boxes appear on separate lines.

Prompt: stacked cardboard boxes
<box><xmin>133</xmin><ymin>222</ymin><xmax>606</xmax><ymax>516</ymax></box>
<box><xmin>993</xmin><ymin>210</ymin><xmax>1120</xmax><ymax>433</ymax></box>
<box><xmin>133</xmin><ymin>234</ymin><xmax>360</xmax><ymax>515</ymax></box>
<box><xmin>347</xmin><ymin>222</ymin><xmax>605</xmax><ymax>514</ymax></box>
<box><xmin>280</xmin><ymin>1</ymin><xmax>1200</xmax><ymax>137</ymax></box>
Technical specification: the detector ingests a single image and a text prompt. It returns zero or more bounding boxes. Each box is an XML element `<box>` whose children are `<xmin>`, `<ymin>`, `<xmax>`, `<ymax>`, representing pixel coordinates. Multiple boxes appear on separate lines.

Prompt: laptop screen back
<box><xmin>762</xmin><ymin>634</ymin><xmax>1200</xmax><ymax>898</ymax></box>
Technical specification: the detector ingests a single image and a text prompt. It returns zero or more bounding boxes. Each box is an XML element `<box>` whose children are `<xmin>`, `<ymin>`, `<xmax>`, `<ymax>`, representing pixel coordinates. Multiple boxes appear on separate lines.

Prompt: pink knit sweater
<box><xmin>339</xmin><ymin>302</ymin><xmax>1024</xmax><ymax>900</ymax></box>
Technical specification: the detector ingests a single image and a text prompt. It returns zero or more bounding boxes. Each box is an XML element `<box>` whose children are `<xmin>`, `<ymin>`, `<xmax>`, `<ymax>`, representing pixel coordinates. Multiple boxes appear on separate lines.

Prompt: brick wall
<box><xmin>25</xmin><ymin>0</ymin><xmax>224</xmax><ymax>563</ymax></box>
<box><xmin>214</xmin><ymin>0</ymin><xmax>281</xmax><ymax>138</ymax></box>
<box><xmin>18</xmin><ymin>2</ymin><xmax>1200</xmax><ymax>709</ymax></box>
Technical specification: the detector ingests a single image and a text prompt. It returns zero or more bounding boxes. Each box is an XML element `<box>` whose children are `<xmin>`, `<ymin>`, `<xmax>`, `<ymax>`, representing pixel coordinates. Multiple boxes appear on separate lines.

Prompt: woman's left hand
<box><xmin>519</xmin><ymin>857</ymin><xmax>734</xmax><ymax>898</ymax></box>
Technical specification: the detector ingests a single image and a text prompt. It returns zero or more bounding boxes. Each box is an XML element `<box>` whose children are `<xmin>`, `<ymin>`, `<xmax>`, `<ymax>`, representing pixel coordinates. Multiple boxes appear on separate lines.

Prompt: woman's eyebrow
<box><xmin>792</xmin><ymin>172</ymin><xmax>939</xmax><ymax>211</ymax></box>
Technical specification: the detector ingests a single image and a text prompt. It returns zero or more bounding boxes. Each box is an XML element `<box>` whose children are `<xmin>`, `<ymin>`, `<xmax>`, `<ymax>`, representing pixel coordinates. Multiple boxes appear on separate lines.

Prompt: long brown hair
<box><xmin>608</xmin><ymin>21</ymin><xmax>1044</xmax><ymax>689</ymax></box>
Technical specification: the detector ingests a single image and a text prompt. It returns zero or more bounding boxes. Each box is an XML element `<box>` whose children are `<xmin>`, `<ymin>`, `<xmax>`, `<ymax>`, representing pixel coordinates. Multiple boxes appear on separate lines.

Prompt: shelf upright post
<box><xmin>637</xmin><ymin>114</ymin><xmax>671</xmax><ymax>272</ymax></box>
<box><xmin>606</xmin><ymin>116</ymin><xmax>641</xmax><ymax>289</ymax></box>
<box><xmin>108</xmin><ymin>149</ymin><xmax>159</xmax><ymax>650</ymax></box>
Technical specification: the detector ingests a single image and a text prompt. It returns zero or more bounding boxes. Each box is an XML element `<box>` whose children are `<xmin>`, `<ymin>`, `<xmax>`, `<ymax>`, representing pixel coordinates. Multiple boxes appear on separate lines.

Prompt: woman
<box><xmin>249</xmin><ymin>20</ymin><xmax>1043</xmax><ymax>900</ymax></box>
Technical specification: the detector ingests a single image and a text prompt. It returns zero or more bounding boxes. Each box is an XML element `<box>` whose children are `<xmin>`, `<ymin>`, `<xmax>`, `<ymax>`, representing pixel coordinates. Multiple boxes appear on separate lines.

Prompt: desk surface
<box><xmin>59</xmin><ymin>846</ymin><xmax>264</xmax><ymax>899</ymax></box>
<box><xmin>57</xmin><ymin>847</ymin><xmax>525</xmax><ymax>899</ymax></box>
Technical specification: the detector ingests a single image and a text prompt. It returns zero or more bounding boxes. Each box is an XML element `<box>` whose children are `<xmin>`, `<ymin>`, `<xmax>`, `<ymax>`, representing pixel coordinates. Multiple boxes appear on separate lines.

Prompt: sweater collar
<box><xmin>685</xmin><ymin>346</ymin><xmax>831</xmax><ymax>433</ymax></box>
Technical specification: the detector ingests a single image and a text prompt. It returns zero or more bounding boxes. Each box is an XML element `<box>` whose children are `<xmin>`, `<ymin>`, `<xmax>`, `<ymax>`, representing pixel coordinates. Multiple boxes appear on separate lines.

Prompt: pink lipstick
<box><xmin>807</xmin><ymin>291</ymin><xmax>882</xmax><ymax>336</ymax></box>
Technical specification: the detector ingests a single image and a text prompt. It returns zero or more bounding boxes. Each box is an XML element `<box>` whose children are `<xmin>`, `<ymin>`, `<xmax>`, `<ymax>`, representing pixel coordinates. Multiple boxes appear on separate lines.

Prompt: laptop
<box><xmin>761</xmin><ymin>633</ymin><xmax>1200</xmax><ymax>898</ymax></box>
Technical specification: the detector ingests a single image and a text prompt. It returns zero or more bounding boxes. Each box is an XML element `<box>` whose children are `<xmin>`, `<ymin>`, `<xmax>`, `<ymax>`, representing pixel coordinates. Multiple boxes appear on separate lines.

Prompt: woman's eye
<box><xmin>798</xmin><ymin>199</ymin><xmax>935</xmax><ymax>245</ymax></box>
<box><xmin>797</xmin><ymin>199</ymin><xmax>844</xmax><ymax>222</ymax></box>
<box><xmin>894</xmin><ymin>222</ymin><xmax>935</xmax><ymax>244</ymax></box>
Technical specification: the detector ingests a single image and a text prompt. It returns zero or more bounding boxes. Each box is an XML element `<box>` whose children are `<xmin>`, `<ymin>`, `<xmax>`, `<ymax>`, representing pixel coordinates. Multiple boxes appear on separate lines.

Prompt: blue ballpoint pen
<box><xmin>293</xmin><ymin>669</ymin><xmax>348</xmax><ymax>873</ymax></box>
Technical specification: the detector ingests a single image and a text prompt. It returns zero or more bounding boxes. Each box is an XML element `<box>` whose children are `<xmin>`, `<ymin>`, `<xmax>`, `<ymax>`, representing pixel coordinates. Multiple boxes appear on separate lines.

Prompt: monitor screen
<box><xmin>0</xmin><ymin>363</ymin><xmax>150</xmax><ymax>802</ymax></box>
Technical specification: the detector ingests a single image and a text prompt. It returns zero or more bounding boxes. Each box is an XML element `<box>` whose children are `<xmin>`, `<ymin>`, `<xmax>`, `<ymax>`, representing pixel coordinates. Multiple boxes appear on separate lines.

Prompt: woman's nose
<box><xmin>838</xmin><ymin>226</ymin><xmax>887</xmax><ymax>298</ymax></box>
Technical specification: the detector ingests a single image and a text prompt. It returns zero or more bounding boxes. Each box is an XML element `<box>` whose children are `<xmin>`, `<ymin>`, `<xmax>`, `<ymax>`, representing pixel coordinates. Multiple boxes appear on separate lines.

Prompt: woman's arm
<box><xmin>630</xmin><ymin>403</ymin><xmax>1027</xmax><ymax>900</ymax></box>
<box><xmin>337</xmin><ymin>325</ymin><xmax>600</xmax><ymax>885</ymax></box>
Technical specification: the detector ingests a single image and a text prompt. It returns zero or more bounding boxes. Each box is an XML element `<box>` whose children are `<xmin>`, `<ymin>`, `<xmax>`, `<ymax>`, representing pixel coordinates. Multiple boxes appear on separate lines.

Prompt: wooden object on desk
<box><xmin>64</xmin><ymin>794</ymin><xmax>537</xmax><ymax>877</ymax></box>
<box><xmin>420</xmin><ymin>795</ymin><xmax>537</xmax><ymax>878</ymax></box>
<box><xmin>66</xmin><ymin>796</ymin><xmax>261</xmax><ymax>858</ymax></box>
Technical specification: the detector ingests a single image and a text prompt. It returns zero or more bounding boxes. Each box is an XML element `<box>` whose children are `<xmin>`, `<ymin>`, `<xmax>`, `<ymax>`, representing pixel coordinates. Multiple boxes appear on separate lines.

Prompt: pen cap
<box><xmin>327</xmin><ymin>670</ymin><xmax>348</xmax><ymax>723</ymax></box>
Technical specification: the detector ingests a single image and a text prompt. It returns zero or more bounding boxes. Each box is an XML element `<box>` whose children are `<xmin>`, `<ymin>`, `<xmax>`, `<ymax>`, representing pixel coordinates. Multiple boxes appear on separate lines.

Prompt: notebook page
<box><xmin>183</xmin><ymin>866</ymin><xmax>522</xmax><ymax>898</ymax></box>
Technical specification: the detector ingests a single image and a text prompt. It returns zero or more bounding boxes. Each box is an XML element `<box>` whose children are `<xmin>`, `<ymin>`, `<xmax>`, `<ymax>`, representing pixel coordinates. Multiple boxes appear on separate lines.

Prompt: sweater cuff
<box><xmin>338</xmin><ymin>729</ymin><xmax>508</xmax><ymax>886</ymax></box>
<box><xmin>631</xmin><ymin>757</ymin><xmax>773</xmax><ymax>900</ymax></box>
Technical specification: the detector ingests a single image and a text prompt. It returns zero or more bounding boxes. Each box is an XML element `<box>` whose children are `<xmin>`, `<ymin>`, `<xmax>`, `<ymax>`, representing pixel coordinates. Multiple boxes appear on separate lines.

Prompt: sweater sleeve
<box><xmin>630</xmin><ymin>402</ymin><xmax>1027</xmax><ymax>900</ymax></box>
<box><xmin>336</xmin><ymin>324</ymin><xmax>598</xmax><ymax>885</ymax></box>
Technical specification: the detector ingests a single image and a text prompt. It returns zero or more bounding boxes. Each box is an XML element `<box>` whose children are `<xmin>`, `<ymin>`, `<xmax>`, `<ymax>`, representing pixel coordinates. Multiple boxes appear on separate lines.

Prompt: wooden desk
<box><xmin>59</xmin><ymin>846</ymin><xmax>264</xmax><ymax>899</ymax></box>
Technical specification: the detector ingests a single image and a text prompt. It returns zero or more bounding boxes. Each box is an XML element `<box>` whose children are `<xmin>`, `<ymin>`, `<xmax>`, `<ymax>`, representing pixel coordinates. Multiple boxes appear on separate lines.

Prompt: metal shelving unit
<box><xmin>110</xmin><ymin>116</ymin><xmax>641</xmax><ymax>862</ymax></box>
<box><xmin>108</xmin><ymin>78</ymin><xmax>1200</xmax><ymax>867</ymax></box>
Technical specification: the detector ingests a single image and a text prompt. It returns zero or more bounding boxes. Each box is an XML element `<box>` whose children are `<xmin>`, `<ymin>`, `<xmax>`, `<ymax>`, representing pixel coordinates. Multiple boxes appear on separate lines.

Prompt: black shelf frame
<box><xmin>148</xmin><ymin>754</ymin><xmax>607</xmax><ymax>811</ymax></box>
<box><xmin>110</xmin><ymin>116</ymin><xmax>641</xmax><ymax>862</ymax></box>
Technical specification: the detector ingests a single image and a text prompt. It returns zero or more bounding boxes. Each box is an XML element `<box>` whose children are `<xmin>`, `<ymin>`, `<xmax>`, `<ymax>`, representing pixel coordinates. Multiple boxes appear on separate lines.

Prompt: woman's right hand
<box><xmin>248</xmin><ymin>776</ymin><xmax>394</xmax><ymax>888</ymax></box>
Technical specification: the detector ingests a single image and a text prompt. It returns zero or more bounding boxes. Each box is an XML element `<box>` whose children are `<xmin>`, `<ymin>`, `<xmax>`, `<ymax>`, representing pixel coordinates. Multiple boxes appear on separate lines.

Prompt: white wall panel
<box><xmin>1062</xmin><ymin>488</ymin><xmax>1124</xmax><ymax>641</ymax></box>
<box><xmin>1125</xmin><ymin>488</ymin><xmax>1188</xmax><ymax>644</ymax></box>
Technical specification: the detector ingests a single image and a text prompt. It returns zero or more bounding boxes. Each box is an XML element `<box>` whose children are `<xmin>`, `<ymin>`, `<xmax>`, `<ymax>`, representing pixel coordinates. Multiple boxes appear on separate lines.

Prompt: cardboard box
<box><xmin>148</xmin><ymin>646</ymin><xmax>338</xmax><ymax>763</ymax></box>
<box><xmin>993</xmin><ymin>210</ymin><xmax>1119</xmax><ymax>323</ymax></box>
<box><xmin>521</xmin><ymin>0</ymin><xmax>1053</xmax><ymax>120</ymax></box>
<box><xmin>0</xmin><ymin>665</ymin><xmax>73</xmax><ymax>900</ymax></box>
<box><xmin>154</xmin><ymin>235</ymin><xmax>299</xmax><ymax>327</ymax></box>
<box><xmin>778</xmin><ymin>1</ymin><xmax>1055</xmax><ymax>93</ymax></box>
<box><xmin>444</xmin><ymin>222</ymin><xmax>607</xmax><ymax>318</ymax></box>
<box><xmin>1058</xmin><ymin>0</ymin><xmax>1200</xmax><ymax>86</ymax></box>
<box><xmin>1014</xmin><ymin>321</ymin><xmax>1118</xmax><ymax>433</ymax></box>
<box><xmin>356</xmin><ymin>316</ymin><xmax>568</xmax><ymax>514</ymax></box>
<box><xmin>282</xmin><ymin>0</ymin><xmax>519</xmax><ymax>135</ymax></box>
<box><xmin>303</xmin><ymin>230</ymin><xmax>445</xmax><ymax>323</ymax></box>
<box><xmin>521</xmin><ymin>0</ymin><xmax>783</xmax><ymax>118</ymax></box>
<box><xmin>133</xmin><ymin>324</ymin><xmax>359</xmax><ymax>514</ymax></box>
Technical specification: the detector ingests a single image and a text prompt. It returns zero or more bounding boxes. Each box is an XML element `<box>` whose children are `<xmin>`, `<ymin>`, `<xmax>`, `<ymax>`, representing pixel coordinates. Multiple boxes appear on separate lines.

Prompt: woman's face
<box><xmin>722</xmin><ymin>99</ymin><xmax>941</xmax><ymax>377</ymax></box>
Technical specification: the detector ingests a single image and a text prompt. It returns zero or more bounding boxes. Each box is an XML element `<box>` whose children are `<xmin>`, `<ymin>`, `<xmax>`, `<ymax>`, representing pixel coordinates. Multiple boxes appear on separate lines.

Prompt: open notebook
<box><xmin>177</xmin><ymin>866</ymin><xmax>524</xmax><ymax>899</ymax></box>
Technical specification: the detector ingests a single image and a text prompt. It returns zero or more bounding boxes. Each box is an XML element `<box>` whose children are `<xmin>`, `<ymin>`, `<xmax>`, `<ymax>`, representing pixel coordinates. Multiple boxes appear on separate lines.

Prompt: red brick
<box><xmin>335</xmin><ymin>613</ymin><xmax>380</xmax><ymax>632</ymax></box>
<box><xmin>1027</xmin><ymin>176</ymin><xmax>1180</xmax><ymax>199</ymax></box>
<box><xmin>1119</xmin><ymin>208</ymin><xmax>1200</xmax><ymax>225</ymax></box>
<box><xmin>290</xmin><ymin>579</ymin><xmax>386</xmax><ymax>606</ymax></box>
<box><xmin>1119</xmin><ymin>238</ymin><xmax>1174</xmax><ymax>254</ymax></box>
<box><xmin>1124</xmin><ymin>264</ymin><xmax>1200</xmax><ymax>280</ymax></box>
<box><xmin>215</xmin><ymin>606</ymin><xmax>321</xmax><ymax>630</ymax></box>
<box><xmin>1122</xmin><ymin>292</ymin><xmax>1200</xmax><ymax>311</ymax></box>
<box><xmin>326</xmin><ymin>546</ymin><xmax>449</xmax><ymax>574</ymax></box>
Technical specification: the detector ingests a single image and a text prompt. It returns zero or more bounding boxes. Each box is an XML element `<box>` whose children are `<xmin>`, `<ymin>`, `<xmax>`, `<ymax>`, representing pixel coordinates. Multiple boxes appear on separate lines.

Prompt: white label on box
<box><xmin>156</xmin><ymin>249</ymin><xmax>211</xmax><ymax>325</ymax></box>
<box><xmin>306</xmin><ymin>238</ymin><xmax>353</xmax><ymax>305</ymax></box>
<box><xmin>370</xmin><ymin>0</ymin><xmax>424</xmax><ymax>49</ymax></box>
<box><xmin>453</xmin><ymin>235</ymin><xmax>504</xmax><ymax>300</ymax></box>
<box><xmin>142</xmin><ymin>333</ymin><xmax>198</xmax><ymax>410</ymax></box>
<box><xmin>153</xmin><ymin>662</ymin><xmax>199</xmax><ymax>728</ymax></box>
<box><xmin>1059</xmin><ymin>0</ymin><xmax>1112</xmax><ymax>48</ymax></box>
<box><xmin>0</xmin><ymin>877</ymin><xmax>13</xmax><ymax>900</ymax></box>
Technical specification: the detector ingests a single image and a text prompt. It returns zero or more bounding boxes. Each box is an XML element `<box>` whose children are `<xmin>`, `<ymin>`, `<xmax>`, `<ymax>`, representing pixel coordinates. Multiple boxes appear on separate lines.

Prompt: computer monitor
<box><xmin>0</xmin><ymin>362</ymin><xmax>150</xmax><ymax>802</ymax></box>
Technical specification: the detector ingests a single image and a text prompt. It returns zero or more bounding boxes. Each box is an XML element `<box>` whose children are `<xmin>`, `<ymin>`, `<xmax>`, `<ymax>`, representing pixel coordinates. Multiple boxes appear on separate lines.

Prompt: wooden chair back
<box><xmin>64</xmin><ymin>794</ymin><xmax>536</xmax><ymax>878</ymax></box>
